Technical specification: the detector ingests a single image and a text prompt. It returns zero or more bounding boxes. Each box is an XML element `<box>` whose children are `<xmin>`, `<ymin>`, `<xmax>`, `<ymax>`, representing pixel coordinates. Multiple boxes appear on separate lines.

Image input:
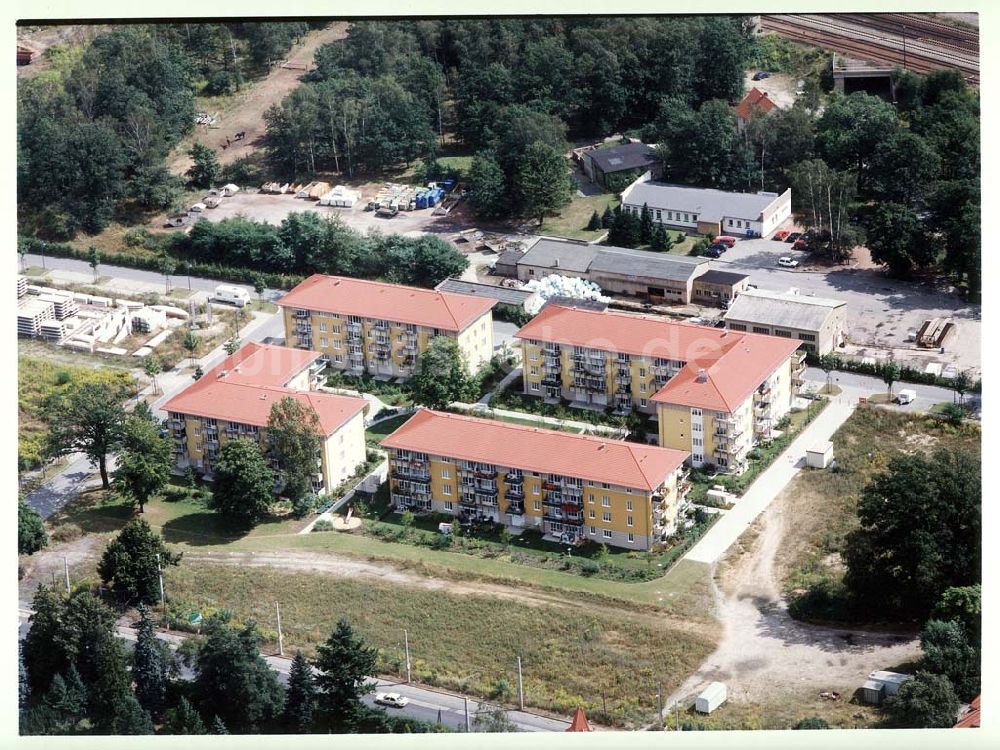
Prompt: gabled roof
<box><xmin>621</xmin><ymin>180</ymin><xmax>787</xmax><ymax>223</ymax></box>
<box><xmin>162</xmin><ymin>342</ymin><xmax>366</xmax><ymax>435</ymax></box>
<box><xmin>955</xmin><ymin>695</ymin><xmax>980</xmax><ymax>728</ymax></box>
<box><xmin>277</xmin><ymin>274</ymin><xmax>496</xmax><ymax>332</ymax></box>
<box><xmin>434</xmin><ymin>278</ymin><xmax>535</xmax><ymax>306</ymax></box>
<box><xmin>513</xmin><ymin>304</ymin><xmax>800</xmax><ymax>413</ymax></box>
<box><xmin>724</xmin><ymin>288</ymin><xmax>846</xmax><ymax>331</ymax></box>
<box><xmin>519</xmin><ymin>239</ymin><xmax>598</xmax><ymax>274</ymax></box>
<box><xmin>566</xmin><ymin>707</ymin><xmax>594</xmax><ymax>732</ymax></box>
<box><xmin>518</xmin><ymin>237</ymin><xmax>708</xmax><ymax>282</ymax></box>
<box><xmin>735</xmin><ymin>87</ymin><xmax>778</xmax><ymax>121</ymax></box>
<box><xmin>380</xmin><ymin>409</ymin><xmax>688</xmax><ymax>492</ymax></box>
<box><xmin>587</xmin><ymin>142</ymin><xmax>657</xmax><ymax>174</ymax></box>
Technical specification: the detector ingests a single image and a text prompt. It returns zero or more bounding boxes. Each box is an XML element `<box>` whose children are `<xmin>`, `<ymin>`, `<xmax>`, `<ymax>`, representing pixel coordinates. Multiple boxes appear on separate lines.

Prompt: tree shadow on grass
<box><xmin>47</xmin><ymin>491</ymin><xmax>133</xmax><ymax>535</ymax></box>
<box><xmin>160</xmin><ymin>512</ymin><xmax>250</xmax><ymax>546</ymax></box>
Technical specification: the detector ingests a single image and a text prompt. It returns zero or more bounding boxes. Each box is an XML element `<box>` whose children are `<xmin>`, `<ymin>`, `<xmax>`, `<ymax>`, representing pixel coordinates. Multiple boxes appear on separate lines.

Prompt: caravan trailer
<box><xmin>211</xmin><ymin>284</ymin><xmax>251</xmax><ymax>308</ymax></box>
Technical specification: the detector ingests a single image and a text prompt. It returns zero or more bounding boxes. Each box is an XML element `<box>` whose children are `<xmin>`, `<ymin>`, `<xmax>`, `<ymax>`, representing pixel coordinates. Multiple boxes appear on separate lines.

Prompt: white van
<box><xmin>212</xmin><ymin>284</ymin><xmax>251</xmax><ymax>308</ymax></box>
<box><xmin>897</xmin><ymin>389</ymin><xmax>917</xmax><ymax>405</ymax></box>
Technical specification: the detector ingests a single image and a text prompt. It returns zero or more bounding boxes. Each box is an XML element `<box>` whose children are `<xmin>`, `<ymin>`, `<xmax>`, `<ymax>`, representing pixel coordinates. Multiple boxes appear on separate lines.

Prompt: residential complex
<box><xmin>162</xmin><ymin>342</ymin><xmax>368</xmax><ymax>492</ymax></box>
<box><xmin>724</xmin><ymin>287</ymin><xmax>848</xmax><ymax>355</ymax></box>
<box><xmin>380</xmin><ymin>409</ymin><xmax>690</xmax><ymax>550</ymax></box>
<box><xmin>620</xmin><ymin>172</ymin><xmax>792</xmax><ymax>238</ymax></box>
<box><xmin>515</xmin><ymin>304</ymin><xmax>804</xmax><ymax>473</ymax></box>
<box><xmin>515</xmin><ymin>237</ymin><xmax>748</xmax><ymax>306</ymax></box>
<box><xmin>278</xmin><ymin>274</ymin><xmax>496</xmax><ymax>380</ymax></box>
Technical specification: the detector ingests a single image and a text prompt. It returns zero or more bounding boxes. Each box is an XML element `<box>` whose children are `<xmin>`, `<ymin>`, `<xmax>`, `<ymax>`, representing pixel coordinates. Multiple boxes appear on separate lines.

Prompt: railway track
<box><xmin>760</xmin><ymin>14</ymin><xmax>979</xmax><ymax>85</ymax></box>
<box><xmin>839</xmin><ymin>13</ymin><xmax>978</xmax><ymax>55</ymax></box>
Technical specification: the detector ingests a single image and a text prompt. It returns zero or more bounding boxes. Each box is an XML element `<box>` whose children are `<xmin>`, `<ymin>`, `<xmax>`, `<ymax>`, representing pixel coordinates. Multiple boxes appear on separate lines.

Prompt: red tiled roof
<box><xmin>163</xmin><ymin>343</ymin><xmax>366</xmax><ymax>435</ymax></box>
<box><xmin>955</xmin><ymin>696</ymin><xmax>980</xmax><ymax>728</ymax></box>
<box><xmin>566</xmin><ymin>707</ymin><xmax>594</xmax><ymax>732</ymax></box>
<box><xmin>277</xmin><ymin>274</ymin><xmax>496</xmax><ymax>332</ymax></box>
<box><xmin>515</xmin><ymin>305</ymin><xmax>800</xmax><ymax>413</ymax></box>
<box><xmin>380</xmin><ymin>409</ymin><xmax>689</xmax><ymax>492</ymax></box>
<box><xmin>735</xmin><ymin>87</ymin><xmax>777</xmax><ymax>121</ymax></box>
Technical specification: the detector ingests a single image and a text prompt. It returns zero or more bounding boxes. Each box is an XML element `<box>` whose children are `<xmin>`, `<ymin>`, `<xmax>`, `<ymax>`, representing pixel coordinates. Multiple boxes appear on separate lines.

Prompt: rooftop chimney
<box><xmin>696</xmin><ymin>368</ymin><xmax>708</xmax><ymax>383</ymax></box>
<box><xmin>219</xmin><ymin>369</ymin><xmax>228</xmax><ymax>378</ymax></box>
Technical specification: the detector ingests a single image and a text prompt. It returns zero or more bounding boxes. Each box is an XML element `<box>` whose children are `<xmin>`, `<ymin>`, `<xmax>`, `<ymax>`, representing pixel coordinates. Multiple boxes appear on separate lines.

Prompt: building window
<box><xmin>442</xmin><ymin>468</ymin><xmax>450</xmax><ymax>479</ymax></box>
<box><xmin>693</xmin><ymin>422</ymin><xmax>702</xmax><ymax>433</ymax></box>
<box><xmin>729</xmin><ymin>323</ymin><xmax>747</xmax><ymax>332</ymax></box>
<box><xmin>533</xmin><ymin>485</ymin><xmax>540</xmax><ymax>495</ymax></box>
<box><xmin>445</xmin><ymin>501</ymin><xmax>453</xmax><ymax>511</ymax></box>
<box><xmin>773</xmin><ymin>329</ymin><xmax>792</xmax><ymax>338</ymax></box>
<box><xmin>639</xmin><ymin>383</ymin><xmax>646</xmax><ymax>393</ymax></box>
<box><xmin>320</xmin><ymin>338</ymin><xmax>328</xmax><ymax>348</ymax></box>
<box><xmin>533</xmin><ymin>500</ymin><xmax>541</xmax><ymax>511</ymax></box>
<box><xmin>602</xmin><ymin>496</ymin><xmax>610</xmax><ymax>507</ymax></box>
<box><xmin>588</xmin><ymin>494</ymin><xmax>594</xmax><ymax>504</ymax></box>
<box><xmin>626</xmin><ymin>500</ymin><xmax>633</xmax><ymax>511</ymax></box>
<box><xmin>640</xmin><ymin>399</ymin><xmax>647</xmax><ymax>407</ymax></box>
<box><xmin>529</xmin><ymin>366</ymin><xmax>538</xmax><ymax>375</ymax></box>
<box><xmin>602</xmin><ymin>512</ymin><xmax>611</xmax><ymax>522</ymax></box>
<box><xmin>443</xmin><ymin>484</ymin><xmax>452</xmax><ymax>496</ymax></box>
<box><xmin>334</xmin><ymin>355</ymin><xmax>344</xmax><ymax>363</ymax></box>
<box><xmin>627</xmin><ymin>516</ymin><xmax>634</xmax><ymax>527</ymax></box>
<box><xmin>753</xmin><ymin>326</ymin><xmax>770</xmax><ymax>335</ymax></box>
<box><xmin>530</xmin><ymin>381</ymin><xmax>540</xmax><ymax>391</ymax></box>
<box><xmin>628</xmin><ymin>533</ymin><xmax>635</xmax><ymax>543</ymax></box>
<box><xmin>529</xmin><ymin>351</ymin><xmax>538</xmax><ymax>361</ymax></box>
<box><xmin>693</xmin><ymin>437</ymin><xmax>703</xmax><ymax>447</ymax></box>
<box><xmin>737</xmin><ymin>220</ymin><xmax>743</xmax><ymax>228</ymax></box>
<box><xmin>590</xmin><ymin>526</ymin><xmax>597</xmax><ymax>535</ymax></box>
<box><xmin>798</xmin><ymin>332</ymin><xmax>817</xmax><ymax>342</ymax></box>
<box><xmin>693</xmin><ymin>453</ymin><xmax>704</xmax><ymax>463</ymax></box>
<box><xmin>589</xmin><ymin>510</ymin><xmax>595</xmax><ymax>519</ymax></box>
<box><xmin>638</xmin><ymin>367</ymin><xmax>646</xmax><ymax>377</ymax></box>
<box><xmin>603</xmin><ymin>529</ymin><xmax>613</xmax><ymax>539</ymax></box>
<box><xmin>692</xmin><ymin>408</ymin><xmax>702</xmax><ymax>417</ymax></box>
<box><xmin>655</xmin><ymin>210</ymin><xmax>661</xmax><ymax>220</ymax></box>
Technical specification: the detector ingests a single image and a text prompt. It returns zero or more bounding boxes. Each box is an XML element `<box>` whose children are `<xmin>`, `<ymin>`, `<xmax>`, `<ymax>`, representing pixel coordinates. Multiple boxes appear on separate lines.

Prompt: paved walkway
<box><xmin>449</xmin><ymin>401</ymin><xmax>624</xmax><ymax>436</ymax></box>
<box><xmin>683</xmin><ymin>401</ymin><xmax>855</xmax><ymax>565</ymax></box>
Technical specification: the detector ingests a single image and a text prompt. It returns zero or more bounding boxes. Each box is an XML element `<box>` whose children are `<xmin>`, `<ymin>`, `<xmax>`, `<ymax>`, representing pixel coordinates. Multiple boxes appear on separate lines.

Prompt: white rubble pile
<box><xmin>522</xmin><ymin>274</ymin><xmax>609</xmax><ymax>314</ymax></box>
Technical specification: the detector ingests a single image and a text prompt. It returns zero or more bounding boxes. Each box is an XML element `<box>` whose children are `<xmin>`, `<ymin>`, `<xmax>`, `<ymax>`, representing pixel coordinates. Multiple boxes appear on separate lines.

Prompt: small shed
<box><xmin>861</xmin><ymin>671</ymin><xmax>913</xmax><ymax>705</ymax></box>
<box><xmin>695</xmin><ymin>682</ymin><xmax>727</xmax><ymax>714</ymax></box>
<box><xmin>806</xmin><ymin>441</ymin><xmax>834</xmax><ymax>469</ymax></box>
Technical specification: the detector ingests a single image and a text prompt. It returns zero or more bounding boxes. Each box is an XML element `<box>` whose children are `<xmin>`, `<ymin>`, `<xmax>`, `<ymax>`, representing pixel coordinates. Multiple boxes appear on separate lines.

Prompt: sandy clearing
<box><xmin>667</xmin><ymin>494</ymin><xmax>920</xmax><ymax>708</ymax></box>
<box><xmin>168</xmin><ymin>23</ymin><xmax>349</xmax><ymax>176</ymax></box>
<box><xmin>18</xmin><ymin>535</ymin><xmax>105</xmax><ymax>599</ymax></box>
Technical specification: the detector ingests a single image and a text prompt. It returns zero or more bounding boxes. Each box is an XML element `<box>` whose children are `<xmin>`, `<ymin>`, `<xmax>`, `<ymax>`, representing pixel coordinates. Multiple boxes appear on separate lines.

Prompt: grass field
<box><xmin>365</xmin><ymin>413</ymin><xmax>413</xmax><ymax>443</ymax></box>
<box><xmin>778</xmin><ymin>405</ymin><xmax>981</xmax><ymax>612</ymax></box>
<box><xmin>542</xmin><ymin>193</ymin><xmax>618</xmax><ymax>241</ymax></box>
<box><xmin>162</xmin><ymin>562</ymin><xmax>716</xmax><ymax>727</ymax></box>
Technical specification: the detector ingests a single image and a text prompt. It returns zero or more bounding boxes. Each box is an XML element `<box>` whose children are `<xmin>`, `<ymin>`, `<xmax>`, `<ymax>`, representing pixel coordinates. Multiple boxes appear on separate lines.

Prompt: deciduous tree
<box><xmin>210</xmin><ymin>438</ymin><xmax>274</xmax><ymax>525</ymax></box>
<box><xmin>883</xmin><ymin>672</ymin><xmax>961</xmax><ymax>729</ymax></box>
<box><xmin>113</xmin><ymin>414</ymin><xmax>173</xmax><ymax>512</ymax></box>
<box><xmin>98</xmin><ymin>517</ymin><xmax>180</xmax><ymax>605</ymax></box>
<box><xmin>410</xmin><ymin>337</ymin><xmax>475</xmax><ymax>410</ymax></box>
<box><xmin>45</xmin><ymin>380</ymin><xmax>130</xmax><ymax>488</ymax></box>
<box><xmin>267</xmin><ymin>397</ymin><xmax>323</xmax><ymax>502</ymax></box>
<box><xmin>18</xmin><ymin>496</ymin><xmax>48</xmax><ymax>555</ymax></box>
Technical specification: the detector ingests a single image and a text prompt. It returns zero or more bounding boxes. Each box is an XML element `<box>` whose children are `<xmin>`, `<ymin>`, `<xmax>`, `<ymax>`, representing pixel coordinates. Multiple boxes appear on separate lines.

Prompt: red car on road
<box><xmin>712</xmin><ymin>235</ymin><xmax>738</xmax><ymax>247</ymax></box>
<box><xmin>773</xmin><ymin>230</ymin><xmax>790</xmax><ymax>241</ymax></box>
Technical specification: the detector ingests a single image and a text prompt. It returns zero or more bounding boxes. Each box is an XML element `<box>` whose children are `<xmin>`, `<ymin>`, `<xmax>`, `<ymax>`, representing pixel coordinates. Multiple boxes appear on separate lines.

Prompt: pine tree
<box><xmin>650</xmin><ymin>224</ymin><xmax>668</xmax><ymax>251</ymax></box>
<box><xmin>87</xmin><ymin>630</ymin><xmax>144</xmax><ymax>733</ymax></box>
<box><xmin>18</xmin><ymin>643</ymin><xmax>29</xmax><ymax>712</ymax></box>
<box><xmin>163</xmin><ymin>696</ymin><xmax>207</xmax><ymax>735</ymax></box>
<box><xmin>639</xmin><ymin>202</ymin><xmax>653</xmax><ymax>243</ymax></box>
<box><xmin>211</xmin><ymin>715</ymin><xmax>229</xmax><ymax>734</ymax></box>
<box><xmin>282</xmin><ymin>650</ymin><xmax>317</xmax><ymax>733</ymax></box>
<box><xmin>601</xmin><ymin>205</ymin><xmax>615</xmax><ymax>228</ymax></box>
<box><xmin>132</xmin><ymin>605</ymin><xmax>171</xmax><ymax>717</ymax></box>
<box><xmin>313</xmin><ymin>619</ymin><xmax>378</xmax><ymax>730</ymax></box>
<box><xmin>586</xmin><ymin>210</ymin><xmax>601</xmax><ymax>231</ymax></box>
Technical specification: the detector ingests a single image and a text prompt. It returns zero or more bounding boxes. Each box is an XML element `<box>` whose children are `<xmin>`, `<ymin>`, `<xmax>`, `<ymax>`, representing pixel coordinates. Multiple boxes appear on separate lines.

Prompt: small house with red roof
<box><xmin>735</xmin><ymin>87</ymin><xmax>778</xmax><ymax>132</ymax></box>
<box><xmin>163</xmin><ymin>342</ymin><xmax>369</xmax><ymax>493</ymax></box>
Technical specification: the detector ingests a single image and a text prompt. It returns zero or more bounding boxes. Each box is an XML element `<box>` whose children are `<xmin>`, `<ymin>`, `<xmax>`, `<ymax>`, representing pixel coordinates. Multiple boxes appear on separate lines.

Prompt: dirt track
<box><xmin>168</xmin><ymin>22</ymin><xmax>349</xmax><ymax>176</ymax></box>
<box><xmin>667</xmin><ymin>496</ymin><xmax>920</xmax><ymax>707</ymax></box>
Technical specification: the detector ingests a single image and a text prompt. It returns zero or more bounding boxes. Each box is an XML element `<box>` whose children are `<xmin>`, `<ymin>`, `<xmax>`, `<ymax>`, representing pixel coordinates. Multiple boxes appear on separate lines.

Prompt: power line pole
<box><xmin>464</xmin><ymin>697</ymin><xmax>471</xmax><ymax>732</ymax></box>
<box><xmin>155</xmin><ymin>553</ymin><xmax>166</xmax><ymax>619</ymax></box>
<box><xmin>276</xmin><ymin>602</ymin><xmax>284</xmax><ymax>656</ymax></box>
<box><xmin>656</xmin><ymin>683</ymin><xmax>663</xmax><ymax>727</ymax></box>
<box><xmin>63</xmin><ymin>557</ymin><xmax>70</xmax><ymax>595</ymax></box>
<box><xmin>516</xmin><ymin>656</ymin><xmax>524</xmax><ymax>710</ymax></box>
<box><xmin>403</xmin><ymin>629</ymin><xmax>411</xmax><ymax>683</ymax></box>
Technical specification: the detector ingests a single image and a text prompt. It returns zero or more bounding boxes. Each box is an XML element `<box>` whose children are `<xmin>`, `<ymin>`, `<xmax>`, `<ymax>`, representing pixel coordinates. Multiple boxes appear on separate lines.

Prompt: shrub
<box><xmin>579</xmin><ymin>559</ymin><xmax>601</xmax><ymax>576</ymax></box>
<box><xmin>793</xmin><ymin>717</ymin><xmax>830</xmax><ymax>729</ymax></box>
<box><xmin>49</xmin><ymin>523</ymin><xmax>83</xmax><ymax>543</ymax></box>
<box><xmin>312</xmin><ymin>519</ymin><xmax>334</xmax><ymax>532</ymax></box>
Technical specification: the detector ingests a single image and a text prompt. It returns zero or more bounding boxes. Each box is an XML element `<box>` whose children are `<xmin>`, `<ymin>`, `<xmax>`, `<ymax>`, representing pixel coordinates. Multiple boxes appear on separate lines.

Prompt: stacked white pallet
<box><xmin>37</xmin><ymin>293</ymin><xmax>77</xmax><ymax>320</ymax></box>
<box><xmin>17</xmin><ymin>298</ymin><xmax>55</xmax><ymax>337</ymax></box>
<box><xmin>17</xmin><ymin>275</ymin><xmax>27</xmax><ymax>298</ymax></box>
<box><xmin>40</xmin><ymin>320</ymin><xmax>66</xmax><ymax>341</ymax></box>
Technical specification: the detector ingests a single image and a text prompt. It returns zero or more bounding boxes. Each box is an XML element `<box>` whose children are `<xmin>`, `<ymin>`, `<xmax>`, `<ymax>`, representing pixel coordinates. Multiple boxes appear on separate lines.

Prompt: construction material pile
<box><xmin>522</xmin><ymin>274</ymin><xmax>609</xmax><ymax>315</ymax></box>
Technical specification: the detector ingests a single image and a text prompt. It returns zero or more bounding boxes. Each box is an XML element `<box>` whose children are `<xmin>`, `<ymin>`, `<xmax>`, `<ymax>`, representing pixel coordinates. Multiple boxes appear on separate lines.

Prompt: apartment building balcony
<box><xmin>505</xmin><ymin>502</ymin><xmax>525</xmax><ymax>515</ymax></box>
<box><xmin>615</xmin><ymin>381</ymin><xmax>631</xmax><ymax>395</ymax></box>
<box><xmin>616</xmin><ymin>370</ymin><xmax>631</xmax><ymax>383</ymax></box>
<box><xmin>572</xmin><ymin>377</ymin><xmax>606</xmax><ymax>392</ymax></box>
<box><xmin>391</xmin><ymin>469</ymin><xmax>431</xmax><ymax>483</ymax></box>
<box><xmin>168</xmin><ymin>418</ymin><xmax>184</xmax><ymax>430</ymax></box>
<box><xmin>504</xmin><ymin>472</ymin><xmax>524</xmax><ymax>485</ymax></box>
<box><xmin>460</xmin><ymin>496</ymin><xmax>478</xmax><ymax>509</ymax></box>
<box><xmin>714</xmin><ymin>416</ymin><xmax>739</xmax><ymax>431</ymax></box>
<box><xmin>543</xmin><ymin>355</ymin><xmax>561</xmax><ymax>367</ymax></box>
<box><xmin>292</xmin><ymin>309</ymin><xmax>310</xmax><ymax>318</ymax></box>
<box><xmin>504</xmin><ymin>486</ymin><xmax>525</xmax><ymax>501</ymax></box>
<box><xmin>542</xmin><ymin>344</ymin><xmax>561</xmax><ymax>356</ymax></box>
<box><xmin>543</xmin><ymin>511</ymin><xmax>584</xmax><ymax>525</ymax></box>
<box><xmin>173</xmin><ymin>443</ymin><xmax>186</xmax><ymax>455</ymax></box>
<box><xmin>473</xmin><ymin>486</ymin><xmax>498</xmax><ymax>498</ymax></box>
<box><xmin>394</xmin><ymin>495</ymin><xmax>432</xmax><ymax>512</ymax></box>
<box><xmin>295</xmin><ymin>323</ymin><xmax>313</xmax><ymax>334</ymax></box>
<box><xmin>474</xmin><ymin>468</ymin><xmax>497</xmax><ymax>480</ymax></box>
<box><xmin>346</xmin><ymin>320</ymin><xmax>362</xmax><ymax>332</ymax></box>
<box><xmin>541</xmin><ymin>376</ymin><xmax>562</xmax><ymax>388</ymax></box>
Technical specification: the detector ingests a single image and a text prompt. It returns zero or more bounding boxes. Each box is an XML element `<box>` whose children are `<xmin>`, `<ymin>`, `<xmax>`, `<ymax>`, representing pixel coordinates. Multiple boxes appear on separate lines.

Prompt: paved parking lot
<box><xmin>706</xmin><ymin>237</ymin><xmax>981</xmax><ymax>375</ymax></box>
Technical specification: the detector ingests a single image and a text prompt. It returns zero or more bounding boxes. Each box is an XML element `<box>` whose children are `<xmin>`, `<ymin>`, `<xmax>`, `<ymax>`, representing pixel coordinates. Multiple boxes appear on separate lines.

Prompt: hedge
<box><xmin>806</xmin><ymin>351</ymin><xmax>981</xmax><ymax>394</ymax></box>
<box><xmin>18</xmin><ymin>236</ymin><xmax>305</xmax><ymax>291</ymax></box>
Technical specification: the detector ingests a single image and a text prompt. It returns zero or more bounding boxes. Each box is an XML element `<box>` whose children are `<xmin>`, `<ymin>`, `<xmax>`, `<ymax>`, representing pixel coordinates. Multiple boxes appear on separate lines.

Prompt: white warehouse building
<box><xmin>620</xmin><ymin>171</ymin><xmax>792</xmax><ymax>238</ymax></box>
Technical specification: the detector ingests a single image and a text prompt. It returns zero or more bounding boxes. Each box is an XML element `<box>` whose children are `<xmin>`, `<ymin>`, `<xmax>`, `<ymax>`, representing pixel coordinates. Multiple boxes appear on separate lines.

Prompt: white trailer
<box><xmin>211</xmin><ymin>284</ymin><xmax>250</xmax><ymax>308</ymax></box>
<box><xmin>897</xmin><ymin>389</ymin><xmax>917</xmax><ymax>405</ymax></box>
<box><xmin>695</xmin><ymin>682</ymin><xmax>727</xmax><ymax>714</ymax></box>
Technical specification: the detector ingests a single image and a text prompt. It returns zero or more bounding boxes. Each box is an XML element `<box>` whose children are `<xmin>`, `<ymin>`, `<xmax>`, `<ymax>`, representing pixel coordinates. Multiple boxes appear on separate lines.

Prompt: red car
<box><xmin>712</xmin><ymin>235</ymin><xmax>738</xmax><ymax>247</ymax></box>
<box><xmin>793</xmin><ymin>239</ymin><xmax>808</xmax><ymax>250</ymax></box>
<box><xmin>773</xmin><ymin>230</ymin><xmax>790</xmax><ymax>241</ymax></box>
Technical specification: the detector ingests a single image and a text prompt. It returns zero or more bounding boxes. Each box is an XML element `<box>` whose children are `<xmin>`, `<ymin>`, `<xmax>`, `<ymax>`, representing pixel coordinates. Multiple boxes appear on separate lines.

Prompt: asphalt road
<box><xmin>17</xmin><ymin>606</ymin><xmax>568</xmax><ymax>732</ymax></box>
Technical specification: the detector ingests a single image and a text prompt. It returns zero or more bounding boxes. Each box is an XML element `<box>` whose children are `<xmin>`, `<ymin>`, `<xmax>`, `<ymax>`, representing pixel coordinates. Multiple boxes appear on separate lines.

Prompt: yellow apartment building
<box><xmin>163</xmin><ymin>342</ymin><xmax>368</xmax><ymax>493</ymax></box>
<box><xmin>515</xmin><ymin>304</ymin><xmax>804</xmax><ymax>473</ymax></box>
<box><xmin>380</xmin><ymin>409</ymin><xmax>690</xmax><ymax>551</ymax></box>
<box><xmin>278</xmin><ymin>274</ymin><xmax>496</xmax><ymax>380</ymax></box>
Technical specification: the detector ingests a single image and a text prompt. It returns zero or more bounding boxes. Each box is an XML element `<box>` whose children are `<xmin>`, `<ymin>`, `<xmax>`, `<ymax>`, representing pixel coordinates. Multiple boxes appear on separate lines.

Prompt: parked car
<box><xmin>752</xmin><ymin>71</ymin><xmax>771</xmax><ymax>81</ymax></box>
<box><xmin>785</xmin><ymin>232</ymin><xmax>801</xmax><ymax>243</ymax></box>
<box><xmin>793</xmin><ymin>239</ymin><xmax>808</xmax><ymax>250</ymax></box>
<box><xmin>703</xmin><ymin>247</ymin><xmax>723</xmax><ymax>258</ymax></box>
<box><xmin>707</xmin><ymin>243</ymin><xmax>728</xmax><ymax>254</ymax></box>
<box><xmin>772</xmin><ymin>230</ymin><xmax>790</xmax><ymax>241</ymax></box>
<box><xmin>375</xmin><ymin>693</ymin><xmax>410</xmax><ymax>708</ymax></box>
<box><xmin>777</xmin><ymin>256</ymin><xmax>799</xmax><ymax>268</ymax></box>
<box><xmin>712</xmin><ymin>235</ymin><xmax>738</xmax><ymax>247</ymax></box>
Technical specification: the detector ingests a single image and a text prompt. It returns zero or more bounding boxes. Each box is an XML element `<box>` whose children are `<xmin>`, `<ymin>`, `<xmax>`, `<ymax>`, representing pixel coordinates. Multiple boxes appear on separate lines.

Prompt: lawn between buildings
<box><xmin>775</xmin><ymin>405</ymin><xmax>981</xmax><ymax>624</ymax></box>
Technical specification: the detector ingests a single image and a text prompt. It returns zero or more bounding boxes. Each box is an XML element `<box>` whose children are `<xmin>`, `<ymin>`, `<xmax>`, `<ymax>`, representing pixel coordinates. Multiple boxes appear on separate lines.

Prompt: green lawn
<box><xmin>365</xmin><ymin>413</ymin><xmax>413</xmax><ymax>442</ymax></box>
<box><xmin>542</xmin><ymin>193</ymin><xmax>618</xmax><ymax>241</ymax></box>
<box><xmin>23</xmin><ymin>266</ymin><xmax>50</xmax><ymax>277</ymax></box>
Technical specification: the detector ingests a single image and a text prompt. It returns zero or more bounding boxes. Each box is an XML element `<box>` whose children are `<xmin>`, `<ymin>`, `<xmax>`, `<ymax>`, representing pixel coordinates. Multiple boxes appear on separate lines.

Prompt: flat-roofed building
<box><xmin>380</xmin><ymin>409</ymin><xmax>690</xmax><ymax>550</ymax></box>
<box><xmin>434</xmin><ymin>278</ymin><xmax>538</xmax><ymax>315</ymax></box>
<box><xmin>724</xmin><ymin>287</ymin><xmax>848</xmax><ymax>354</ymax></box>
<box><xmin>691</xmin><ymin>269</ymin><xmax>752</xmax><ymax>308</ymax></box>
<box><xmin>162</xmin><ymin>342</ymin><xmax>368</xmax><ymax>492</ymax></box>
<box><xmin>515</xmin><ymin>304</ymin><xmax>803</xmax><ymax>473</ymax></box>
<box><xmin>621</xmin><ymin>172</ymin><xmax>792</xmax><ymax>238</ymax></box>
<box><xmin>515</xmin><ymin>237</ymin><xmax>748</xmax><ymax>305</ymax></box>
<box><xmin>278</xmin><ymin>275</ymin><xmax>496</xmax><ymax>380</ymax></box>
